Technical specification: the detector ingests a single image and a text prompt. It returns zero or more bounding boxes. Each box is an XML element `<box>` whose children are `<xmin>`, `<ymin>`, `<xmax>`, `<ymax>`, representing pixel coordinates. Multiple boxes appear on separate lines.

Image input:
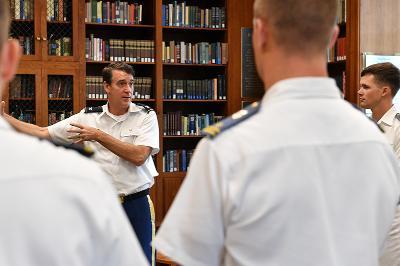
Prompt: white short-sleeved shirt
<box><xmin>0</xmin><ymin>117</ymin><xmax>149</xmax><ymax>266</ymax></box>
<box><xmin>48</xmin><ymin>103</ymin><xmax>160</xmax><ymax>194</ymax></box>
<box><xmin>378</xmin><ymin>105</ymin><xmax>400</xmax><ymax>159</ymax></box>
<box><xmin>154</xmin><ymin>77</ymin><xmax>400</xmax><ymax>266</ymax></box>
<box><xmin>378</xmin><ymin>105</ymin><xmax>400</xmax><ymax>266</ymax></box>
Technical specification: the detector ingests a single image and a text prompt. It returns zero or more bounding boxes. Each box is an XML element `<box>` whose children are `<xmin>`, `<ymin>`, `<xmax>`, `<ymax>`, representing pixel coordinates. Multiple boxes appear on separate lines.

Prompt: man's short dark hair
<box><xmin>0</xmin><ymin>0</ymin><xmax>10</xmax><ymax>49</ymax></box>
<box><xmin>361</xmin><ymin>62</ymin><xmax>400</xmax><ymax>98</ymax></box>
<box><xmin>102</xmin><ymin>62</ymin><xmax>135</xmax><ymax>85</ymax></box>
<box><xmin>253</xmin><ymin>0</ymin><xmax>337</xmax><ymax>55</ymax></box>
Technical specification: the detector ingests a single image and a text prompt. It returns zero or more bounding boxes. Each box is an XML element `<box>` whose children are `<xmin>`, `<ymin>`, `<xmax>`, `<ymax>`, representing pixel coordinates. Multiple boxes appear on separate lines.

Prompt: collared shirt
<box><xmin>378</xmin><ymin>105</ymin><xmax>400</xmax><ymax>266</ymax></box>
<box><xmin>48</xmin><ymin>102</ymin><xmax>159</xmax><ymax>195</ymax></box>
<box><xmin>154</xmin><ymin>77</ymin><xmax>400</xmax><ymax>266</ymax></box>
<box><xmin>378</xmin><ymin>105</ymin><xmax>400</xmax><ymax>159</ymax></box>
<box><xmin>0</xmin><ymin>117</ymin><xmax>148</xmax><ymax>266</ymax></box>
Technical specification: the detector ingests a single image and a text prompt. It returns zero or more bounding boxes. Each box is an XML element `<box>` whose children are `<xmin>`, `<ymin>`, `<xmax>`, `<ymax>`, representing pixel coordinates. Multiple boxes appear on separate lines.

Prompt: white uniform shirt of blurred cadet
<box><xmin>0</xmin><ymin>117</ymin><xmax>149</xmax><ymax>266</ymax></box>
<box><xmin>48</xmin><ymin>102</ymin><xmax>159</xmax><ymax>195</ymax></box>
<box><xmin>154</xmin><ymin>77</ymin><xmax>400</xmax><ymax>266</ymax></box>
<box><xmin>377</xmin><ymin>104</ymin><xmax>400</xmax><ymax>266</ymax></box>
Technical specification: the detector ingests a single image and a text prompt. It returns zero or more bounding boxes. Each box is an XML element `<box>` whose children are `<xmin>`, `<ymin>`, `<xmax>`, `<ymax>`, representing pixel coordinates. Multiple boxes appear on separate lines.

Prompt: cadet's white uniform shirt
<box><xmin>48</xmin><ymin>103</ymin><xmax>159</xmax><ymax>195</ymax></box>
<box><xmin>378</xmin><ymin>105</ymin><xmax>400</xmax><ymax>266</ymax></box>
<box><xmin>378</xmin><ymin>105</ymin><xmax>400</xmax><ymax>159</ymax></box>
<box><xmin>0</xmin><ymin>117</ymin><xmax>149</xmax><ymax>266</ymax></box>
<box><xmin>155</xmin><ymin>77</ymin><xmax>400</xmax><ymax>266</ymax></box>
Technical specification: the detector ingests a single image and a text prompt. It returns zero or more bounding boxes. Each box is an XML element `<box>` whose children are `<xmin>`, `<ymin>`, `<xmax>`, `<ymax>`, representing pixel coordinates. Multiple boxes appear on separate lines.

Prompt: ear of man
<box><xmin>327</xmin><ymin>25</ymin><xmax>340</xmax><ymax>50</ymax></box>
<box><xmin>0</xmin><ymin>39</ymin><xmax>22</xmax><ymax>84</ymax></box>
<box><xmin>252</xmin><ymin>18</ymin><xmax>270</xmax><ymax>54</ymax></box>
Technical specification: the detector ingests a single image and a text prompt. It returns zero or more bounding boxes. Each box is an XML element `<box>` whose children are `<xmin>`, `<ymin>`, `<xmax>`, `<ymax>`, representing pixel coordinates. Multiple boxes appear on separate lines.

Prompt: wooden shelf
<box><xmin>48</xmin><ymin>98</ymin><xmax>73</xmax><ymax>101</ymax></box>
<box><xmin>86</xmin><ymin>22</ymin><xmax>155</xmax><ymax>28</ymax></box>
<box><xmin>9</xmin><ymin>98</ymin><xmax>35</xmax><ymax>101</ymax></box>
<box><xmin>163</xmin><ymin>63</ymin><xmax>226</xmax><ymax>67</ymax></box>
<box><xmin>163</xmin><ymin>135</ymin><xmax>204</xmax><ymax>138</ymax></box>
<box><xmin>161</xmin><ymin>172</ymin><xmax>187</xmax><ymax>178</ymax></box>
<box><xmin>163</xmin><ymin>99</ymin><xmax>227</xmax><ymax>103</ymax></box>
<box><xmin>86</xmin><ymin>60</ymin><xmax>155</xmax><ymax>65</ymax></box>
<box><xmin>47</xmin><ymin>21</ymin><xmax>72</xmax><ymax>24</ymax></box>
<box><xmin>328</xmin><ymin>60</ymin><xmax>346</xmax><ymax>66</ymax></box>
<box><xmin>11</xmin><ymin>19</ymin><xmax>34</xmax><ymax>23</ymax></box>
<box><xmin>86</xmin><ymin>98</ymin><xmax>156</xmax><ymax>102</ymax></box>
<box><xmin>163</xmin><ymin>26</ymin><xmax>226</xmax><ymax>31</ymax></box>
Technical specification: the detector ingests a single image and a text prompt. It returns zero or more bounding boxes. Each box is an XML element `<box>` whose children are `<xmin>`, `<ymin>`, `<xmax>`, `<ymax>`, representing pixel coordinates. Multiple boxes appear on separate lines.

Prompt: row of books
<box><xmin>86</xmin><ymin>76</ymin><xmax>152</xmax><ymax>100</ymax></box>
<box><xmin>163</xmin><ymin>76</ymin><xmax>226</xmax><ymax>100</ymax></box>
<box><xmin>336</xmin><ymin>0</ymin><xmax>346</xmax><ymax>24</ymax></box>
<box><xmin>162</xmin><ymin>3</ymin><xmax>225</xmax><ymax>29</ymax></box>
<box><xmin>15</xmin><ymin>36</ymin><xmax>34</xmax><ymax>55</ymax></box>
<box><xmin>10</xmin><ymin>109</ymin><xmax>35</xmax><ymax>124</ymax></box>
<box><xmin>163</xmin><ymin>149</ymin><xmax>194</xmax><ymax>173</ymax></box>
<box><xmin>9</xmin><ymin>75</ymin><xmax>35</xmax><ymax>98</ymax></box>
<box><xmin>327</xmin><ymin>37</ymin><xmax>346</xmax><ymax>63</ymax></box>
<box><xmin>163</xmin><ymin>112</ymin><xmax>223</xmax><ymax>136</ymax></box>
<box><xmin>46</xmin><ymin>0</ymin><xmax>71</xmax><ymax>22</ymax></box>
<box><xmin>48</xmin><ymin>37</ymin><xmax>72</xmax><ymax>56</ymax></box>
<box><xmin>86</xmin><ymin>37</ymin><xmax>154</xmax><ymax>62</ymax></box>
<box><xmin>10</xmin><ymin>0</ymin><xmax>34</xmax><ymax>20</ymax></box>
<box><xmin>162</xmin><ymin>41</ymin><xmax>228</xmax><ymax>64</ymax></box>
<box><xmin>48</xmin><ymin>111</ymin><xmax>73</xmax><ymax>125</ymax></box>
<box><xmin>48</xmin><ymin>77</ymin><xmax>72</xmax><ymax>98</ymax></box>
<box><xmin>85</xmin><ymin>1</ymin><xmax>143</xmax><ymax>25</ymax></box>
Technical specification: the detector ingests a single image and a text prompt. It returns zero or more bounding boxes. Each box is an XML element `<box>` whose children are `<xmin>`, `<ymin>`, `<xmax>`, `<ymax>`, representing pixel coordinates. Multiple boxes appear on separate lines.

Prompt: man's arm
<box><xmin>68</xmin><ymin>123</ymin><xmax>152</xmax><ymax>166</ymax></box>
<box><xmin>0</xmin><ymin>101</ymin><xmax>50</xmax><ymax>139</ymax></box>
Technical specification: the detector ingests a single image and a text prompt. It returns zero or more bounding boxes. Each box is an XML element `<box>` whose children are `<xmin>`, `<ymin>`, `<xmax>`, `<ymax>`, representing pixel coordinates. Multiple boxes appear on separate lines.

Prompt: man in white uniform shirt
<box><xmin>0</xmin><ymin>2</ymin><xmax>148</xmax><ymax>265</ymax></box>
<box><xmin>359</xmin><ymin>62</ymin><xmax>400</xmax><ymax>266</ymax></box>
<box><xmin>154</xmin><ymin>0</ymin><xmax>400</xmax><ymax>265</ymax></box>
<box><xmin>2</xmin><ymin>62</ymin><xmax>159</xmax><ymax>264</ymax></box>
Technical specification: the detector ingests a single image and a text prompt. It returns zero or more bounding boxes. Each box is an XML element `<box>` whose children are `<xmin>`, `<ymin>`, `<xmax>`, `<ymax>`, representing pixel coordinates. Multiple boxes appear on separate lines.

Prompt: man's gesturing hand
<box><xmin>67</xmin><ymin>122</ymin><xmax>101</xmax><ymax>143</ymax></box>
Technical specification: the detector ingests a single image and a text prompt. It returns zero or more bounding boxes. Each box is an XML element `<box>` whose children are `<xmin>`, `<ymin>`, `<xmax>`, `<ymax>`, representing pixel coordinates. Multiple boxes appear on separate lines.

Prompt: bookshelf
<box><xmin>5</xmin><ymin>0</ymin><xmax>82</xmax><ymax>126</ymax></box>
<box><xmin>5</xmin><ymin>0</ymin><xmax>361</xmax><ymax>227</ymax></box>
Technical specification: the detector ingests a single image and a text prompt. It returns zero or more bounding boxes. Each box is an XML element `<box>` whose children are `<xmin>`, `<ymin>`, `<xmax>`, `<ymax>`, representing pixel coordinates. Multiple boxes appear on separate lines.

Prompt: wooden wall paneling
<box><xmin>345</xmin><ymin>0</ymin><xmax>360</xmax><ymax>104</ymax></box>
<box><xmin>163</xmin><ymin>177</ymin><xmax>184</xmax><ymax>214</ymax></box>
<box><xmin>227</xmin><ymin>0</ymin><xmax>255</xmax><ymax>115</ymax></box>
<box><xmin>360</xmin><ymin>0</ymin><xmax>400</xmax><ymax>55</ymax></box>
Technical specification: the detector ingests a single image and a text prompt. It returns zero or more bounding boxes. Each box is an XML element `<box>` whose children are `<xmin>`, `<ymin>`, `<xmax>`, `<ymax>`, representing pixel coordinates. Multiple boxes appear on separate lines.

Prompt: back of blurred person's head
<box><xmin>0</xmin><ymin>0</ymin><xmax>21</xmax><ymax>98</ymax></box>
<box><xmin>253</xmin><ymin>0</ymin><xmax>338</xmax><ymax>56</ymax></box>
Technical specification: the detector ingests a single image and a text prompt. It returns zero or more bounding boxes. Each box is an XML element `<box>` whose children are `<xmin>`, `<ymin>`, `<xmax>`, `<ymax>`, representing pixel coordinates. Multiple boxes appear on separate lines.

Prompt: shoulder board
<box><xmin>48</xmin><ymin>140</ymin><xmax>95</xmax><ymax>158</ymax></box>
<box><xmin>136</xmin><ymin>103</ymin><xmax>154</xmax><ymax>114</ymax></box>
<box><xmin>203</xmin><ymin>101</ymin><xmax>261</xmax><ymax>139</ymax></box>
<box><xmin>85</xmin><ymin>106</ymin><xmax>103</xmax><ymax>113</ymax></box>
<box><xmin>395</xmin><ymin>113</ymin><xmax>400</xmax><ymax>121</ymax></box>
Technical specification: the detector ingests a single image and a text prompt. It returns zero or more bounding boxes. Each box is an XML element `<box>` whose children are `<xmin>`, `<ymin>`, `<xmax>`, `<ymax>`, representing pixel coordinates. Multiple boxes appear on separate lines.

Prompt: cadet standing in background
<box><xmin>359</xmin><ymin>62</ymin><xmax>400</xmax><ymax>266</ymax></box>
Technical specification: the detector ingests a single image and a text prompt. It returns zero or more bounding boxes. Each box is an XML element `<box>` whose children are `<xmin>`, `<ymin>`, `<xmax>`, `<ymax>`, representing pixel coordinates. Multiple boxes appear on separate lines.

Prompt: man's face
<box><xmin>105</xmin><ymin>70</ymin><xmax>134</xmax><ymax>109</ymax></box>
<box><xmin>358</xmin><ymin>74</ymin><xmax>385</xmax><ymax>109</ymax></box>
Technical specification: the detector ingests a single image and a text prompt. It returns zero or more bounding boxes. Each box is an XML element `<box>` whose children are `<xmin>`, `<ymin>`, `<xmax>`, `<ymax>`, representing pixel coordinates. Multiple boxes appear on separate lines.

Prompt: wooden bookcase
<box><xmin>4</xmin><ymin>0</ymin><xmax>83</xmax><ymax>126</ymax></box>
<box><xmin>5</xmin><ymin>0</ymin><xmax>360</xmax><ymax>226</ymax></box>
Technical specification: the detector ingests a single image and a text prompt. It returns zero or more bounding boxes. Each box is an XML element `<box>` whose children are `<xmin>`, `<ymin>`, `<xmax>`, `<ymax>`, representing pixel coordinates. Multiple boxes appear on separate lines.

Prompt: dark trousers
<box><xmin>122</xmin><ymin>194</ymin><xmax>154</xmax><ymax>265</ymax></box>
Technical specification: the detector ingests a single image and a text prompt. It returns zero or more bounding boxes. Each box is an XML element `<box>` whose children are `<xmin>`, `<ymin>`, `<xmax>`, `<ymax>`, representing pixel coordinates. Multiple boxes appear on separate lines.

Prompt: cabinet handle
<box><xmin>42</xmin><ymin>37</ymin><xmax>47</xmax><ymax>41</ymax></box>
<box><xmin>36</xmin><ymin>37</ymin><xmax>41</xmax><ymax>41</ymax></box>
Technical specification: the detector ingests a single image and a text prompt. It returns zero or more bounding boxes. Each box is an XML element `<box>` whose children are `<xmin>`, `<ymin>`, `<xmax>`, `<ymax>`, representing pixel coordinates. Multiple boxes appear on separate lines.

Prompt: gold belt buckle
<box><xmin>119</xmin><ymin>194</ymin><xmax>125</xmax><ymax>204</ymax></box>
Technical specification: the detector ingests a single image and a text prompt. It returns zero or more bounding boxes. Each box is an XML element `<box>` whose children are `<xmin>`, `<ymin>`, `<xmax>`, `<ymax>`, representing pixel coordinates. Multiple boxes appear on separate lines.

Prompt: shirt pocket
<box><xmin>120</xmin><ymin>128</ymin><xmax>141</xmax><ymax>144</ymax></box>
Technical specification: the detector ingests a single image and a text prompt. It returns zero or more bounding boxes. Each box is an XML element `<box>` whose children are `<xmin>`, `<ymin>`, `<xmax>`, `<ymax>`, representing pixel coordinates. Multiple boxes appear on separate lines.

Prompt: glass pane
<box><xmin>9</xmin><ymin>0</ymin><xmax>35</xmax><ymax>55</ymax></box>
<box><xmin>48</xmin><ymin>75</ymin><xmax>73</xmax><ymax>125</ymax></box>
<box><xmin>47</xmin><ymin>0</ymin><xmax>73</xmax><ymax>56</ymax></box>
<box><xmin>9</xmin><ymin>74</ymin><xmax>36</xmax><ymax>124</ymax></box>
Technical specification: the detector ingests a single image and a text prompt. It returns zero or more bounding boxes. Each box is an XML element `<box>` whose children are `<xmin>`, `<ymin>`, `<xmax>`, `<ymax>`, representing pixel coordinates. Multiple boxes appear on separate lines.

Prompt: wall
<box><xmin>360</xmin><ymin>0</ymin><xmax>400</xmax><ymax>54</ymax></box>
